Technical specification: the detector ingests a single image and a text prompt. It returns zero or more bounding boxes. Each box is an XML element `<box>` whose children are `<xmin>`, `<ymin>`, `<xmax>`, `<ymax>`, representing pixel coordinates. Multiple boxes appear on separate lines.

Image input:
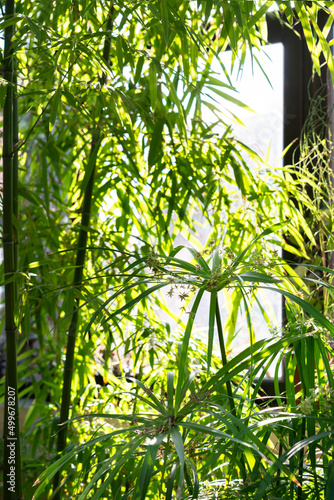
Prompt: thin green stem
<box><xmin>216</xmin><ymin>297</ymin><xmax>248</xmax><ymax>483</ymax></box>
<box><xmin>215</xmin><ymin>298</ymin><xmax>236</xmax><ymax>417</ymax></box>
<box><xmin>159</xmin><ymin>431</ymin><xmax>170</xmax><ymax>498</ymax></box>
<box><xmin>13</xmin><ymin>71</ymin><xmax>18</xmax><ymax>275</ymax></box>
<box><xmin>53</xmin><ymin>132</ymin><xmax>101</xmax><ymax>500</ymax></box>
<box><xmin>55</xmin><ymin>132</ymin><xmax>100</xmax><ymax>453</ymax></box>
<box><xmin>298</xmin><ymin>418</ymin><xmax>306</xmax><ymax>500</ymax></box>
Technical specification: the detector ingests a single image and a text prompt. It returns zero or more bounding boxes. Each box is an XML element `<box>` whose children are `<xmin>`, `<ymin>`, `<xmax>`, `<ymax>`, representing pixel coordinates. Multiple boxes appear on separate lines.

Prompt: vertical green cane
<box><xmin>2</xmin><ymin>0</ymin><xmax>23</xmax><ymax>498</ymax></box>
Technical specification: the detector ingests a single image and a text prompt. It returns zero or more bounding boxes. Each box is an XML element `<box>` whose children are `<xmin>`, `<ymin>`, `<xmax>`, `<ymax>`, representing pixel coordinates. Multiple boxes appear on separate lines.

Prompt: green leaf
<box><xmin>185</xmin><ymin>456</ymin><xmax>199</xmax><ymax>499</ymax></box>
<box><xmin>126</xmin><ymin>377</ymin><xmax>169</xmax><ymax>415</ymax></box>
<box><xmin>34</xmin><ymin>428</ymin><xmax>137</xmax><ymax>498</ymax></box>
<box><xmin>231</xmin><ymin>222</ymin><xmax>288</xmax><ymax>270</ymax></box>
<box><xmin>307</xmin><ymin>7</ymin><xmax>334</xmax><ymax>83</ymax></box>
<box><xmin>178</xmin><ymin>421</ymin><xmax>265</xmax><ymax>454</ymax></box>
<box><xmin>149</xmin><ymin>61</ymin><xmax>158</xmax><ymax>111</ymax></box>
<box><xmin>179</xmin><ymin>370</ymin><xmax>198</xmax><ymax>405</ymax></box>
<box><xmin>234</xmin><ymin>271</ymin><xmax>280</xmax><ymax>285</ymax></box>
<box><xmin>0</xmin><ymin>13</ymin><xmax>20</xmax><ymax>31</ymax></box>
<box><xmin>230</xmin><ymin>0</ymin><xmax>243</xmax><ymax>27</ymax></box>
<box><xmin>78</xmin><ymin>436</ymin><xmax>145</xmax><ymax>500</ymax></box>
<box><xmin>167</xmin><ymin>371</ymin><xmax>174</xmax><ymax>414</ymax></box>
<box><xmin>170</xmin><ymin>426</ymin><xmax>185</xmax><ymax>489</ymax></box>
<box><xmin>206</xmin><ymin>86</ymin><xmax>255</xmax><ymax>111</ymax></box>
<box><xmin>148</xmin><ymin>118</ymin><xmax>164</xmax><ymax>167</ymax></box>
<box><xmin>108</xmin><ymin>282</ymin><xmax>168</xmax><ymax>321</ymax></box>
<box><xmin>175</xmin><ymin>288</ymin><xmax>205</xmax><ymax>411</ymax></box>
<box><xmin>166</xmin><ymin>75</ymin><xmax>187</xmax><ymax>136</ymax></box>
<box><xmin>326</xmin><ymin>460</ymin><xmax>334</xmax><ymax>500</ymax></box>
<box><xmin>134</xmin><ymin>55</ymin><xmax>145</xmax><ymax>84</ymax></box>
<box><xmin>26</xmin><ymin>16</ymin><xmax>43</xmax><ymax>40</ymax></box>
<box><xmin>260</xmin><ymin>286</ymin><xmax>334</xmax><ymax>336</ymax></box>
<box><xmin>231</xmin><ymin>161</ymin><xmax>246</xmax><ymax>195</ymax></box>
<box><xmin>116</xmin><ymin>34</ymin><xmax>123</xmax><ymax>73</ymax></box>
<box><xmin>136</xmin><ymin>433</ymin><xmax>166</xmax><ymax>500</ymax></box>
<box><xmin>160</xmin><ymin>0</ymin><xmax>169</xmax><ymax>44</ymax></box>
<box><xmin>50</xmin><ymin>89</ymin><xmax>61</xmax><ymax>129</ymax></box>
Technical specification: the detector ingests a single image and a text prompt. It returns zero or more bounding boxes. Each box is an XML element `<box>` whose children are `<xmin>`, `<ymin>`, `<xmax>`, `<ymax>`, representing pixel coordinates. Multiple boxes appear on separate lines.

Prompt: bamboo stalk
<box><xmin>13</xmin><ymin>70</ymin><xmax>19</xmax><ymax>277</ymax></box>
<box><xmin>2</xmin><ymin>0</ymin><xmax>23</xmax><ymax>498</ymax></box>
<box><xmin>53</xmin><ymin>5</ymin><xmax>114</xmax><ymax>497</ymax></box>
<box><xmin>56</xmin><ymin>132</ymin><xmax>101</xmax><ymax>456</ymax></box>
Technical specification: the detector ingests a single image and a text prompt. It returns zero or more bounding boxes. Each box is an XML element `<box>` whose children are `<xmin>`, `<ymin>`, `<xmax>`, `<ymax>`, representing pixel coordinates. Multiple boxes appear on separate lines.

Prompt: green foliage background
<box><xmin>2</xmin><ymin>1</ymin><xmax>334</xmax><ymax>499</ymax></box>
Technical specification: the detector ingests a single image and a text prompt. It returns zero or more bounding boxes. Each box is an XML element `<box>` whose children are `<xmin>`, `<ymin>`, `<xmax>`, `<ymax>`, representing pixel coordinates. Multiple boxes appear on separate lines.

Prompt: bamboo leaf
<box><xmin>34</xmin><ymin>428</ymin><xmax>137</xmax><ymax>497</ymax></box>
<box><xmin>149</xmin><ymin>61</ymin><xmax>158</xmax><ymax>111</ymax></box>
<box><xmin>115</xmin><ymin>34</ymin><xmax>123</xmax><ymax>73</ymax></box>
<box><xmin>148</xmin><ymin>118</ymin><xmax>164</xmax><ymax>167</ymax></box>
<box><xmin>166</xmin><ymin>75</ymin><xmax>187</xmax><ymax>137</ymax></box>
<box><xmin>160</xmin><ymin>0</ymin><xmax>169</xmax><ymax>45</ymax></box>
<box><xmin>230</xmin><ymin>0</ymin><xmax>243</xmax><ymax>28</ymax></box>
<box><xmin>206</xmin><ymin>86</ymin><xmax>255</xmax><ymax>112</ymax></box>
<box><xmin>50</xmin><ymin>89</ymin><xmax>61</xmax><ymax>129</ymax></box>
<box><xmin>0</xmin><ymin>12</ymin><xmax>20</xmax><ymax>30</ymax></box>
<box><xmin>307</xmin><ymin>7</ymin><xmax>334</xmax><ymax>83</ymax></box>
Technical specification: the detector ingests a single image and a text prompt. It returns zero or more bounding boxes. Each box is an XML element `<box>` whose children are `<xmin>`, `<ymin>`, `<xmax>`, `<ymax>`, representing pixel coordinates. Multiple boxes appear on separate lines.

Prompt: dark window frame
<box><xmin>260</xmin><ymin>10</ymin><xmax>333</xmax><ymax>399</ymax></box>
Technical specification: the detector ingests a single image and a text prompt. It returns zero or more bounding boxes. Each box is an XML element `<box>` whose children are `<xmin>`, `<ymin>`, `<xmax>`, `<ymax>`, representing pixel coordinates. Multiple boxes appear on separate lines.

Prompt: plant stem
<box><xmin>2</xmin><ymin>0</ymin><xmax>23</xmax><ymax>498</ymax></box>
<box><xmin>13</xmin><ymin>70</ymin><xmax>19</xmax><ymax>278</ymax></box>
<box><xmin>55</xmin><ymin>132</ymin><xmax>100</xmax><ymax>456</ymax></box>
<box><xmin>216</xmin><ymin>298</ymin><xmax>248</xmax><ymax>483</ymax></box>
<box><xmin>53</xmin><ymin>5</ymin><xmax>114</xmax><ymax>497</ymax></box>
<box><xmin>215</xmin><ymin>298</ymin><xmax>236</xmax><ymax>417</ymax></box>
<box><xmin>297</xmin><ymin>418</ymin><xmax>306</xmax><ymax>500</ymax></box>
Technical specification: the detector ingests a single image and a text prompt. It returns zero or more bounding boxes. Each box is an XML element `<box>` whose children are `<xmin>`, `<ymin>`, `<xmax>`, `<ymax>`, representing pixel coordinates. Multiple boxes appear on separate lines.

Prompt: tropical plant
<box><xmin>1</xmin><ymin>1</ymin><xmax>334</xmax><ymax>499</ymax></box>
<box><xmin>31</xmin><ymin>235</ymin><xmax>334</xmax><ymax>499</ymax></box>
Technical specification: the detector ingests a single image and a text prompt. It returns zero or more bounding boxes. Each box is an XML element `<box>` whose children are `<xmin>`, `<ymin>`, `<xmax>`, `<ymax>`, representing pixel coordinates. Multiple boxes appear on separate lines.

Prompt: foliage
<box><xmin>1</xmin><ymin>1</ymin><xmax>334</xmax><ymax>499</ymax></box>
<box><xmin>293</xmin><ymin>85</ymin><xmax>334</xmax><ymax>318</ymax></box>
